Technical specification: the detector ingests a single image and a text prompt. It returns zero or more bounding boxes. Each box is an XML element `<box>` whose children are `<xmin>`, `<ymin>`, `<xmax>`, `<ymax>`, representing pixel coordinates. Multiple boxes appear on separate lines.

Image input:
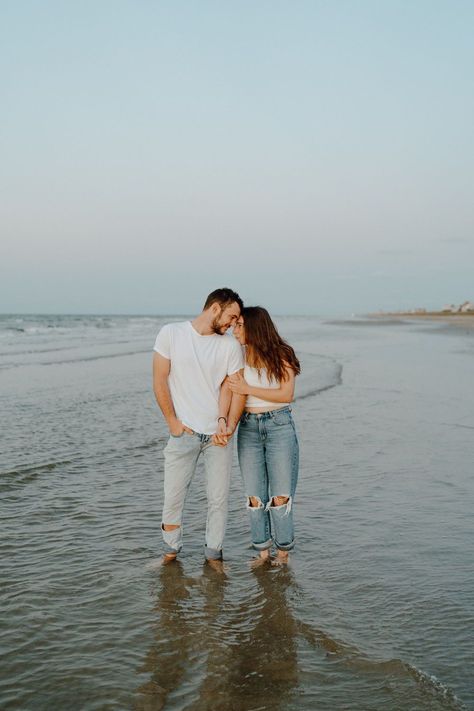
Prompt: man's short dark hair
<box><xmin>203</xmin><ymin>288</ymin><xmax>243</xmax><ymax>312</ymax></box>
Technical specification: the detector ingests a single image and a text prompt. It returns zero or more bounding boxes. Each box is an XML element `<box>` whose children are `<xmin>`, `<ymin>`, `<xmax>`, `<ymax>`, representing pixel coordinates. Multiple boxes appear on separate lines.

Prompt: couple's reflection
<box><xmin>134</xmin><ymin>561</ymin><xmax>298</xmax><ymax>711</ymax></box>
<box><xmin>134</xmin><ymin>560</ymin><xmax>199</xmax><ymax>710</ymax></box>
<box><xmin>215</xmin><ymin>564</ymin><xmax>299</xmax><ymax>710</ymax></box>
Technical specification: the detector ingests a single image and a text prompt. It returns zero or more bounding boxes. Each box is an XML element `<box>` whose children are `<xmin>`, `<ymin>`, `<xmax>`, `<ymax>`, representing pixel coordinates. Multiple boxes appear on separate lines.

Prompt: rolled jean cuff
<box><xmin>252</xmin><ymin>538</ymin><xmax>273</xmax><ymax>551</ymax></box>
<box><xmin>163</xmin><ymin>542</ymin><xmax>181</xmax><ymax>555</ymax></box>
<box><xmin>275</xmin><ymin>540</ymin><xmax>295</xmax><ymax>552</ymax></box>
<box><xmin>205</xmin><ymin>545</ymin><xmax>223</xmax><ymax>561</ymax></box>
<box><xmin>161</xmin><ymin>524</ymin><xmax>182</xmax><ymax>555</ymax></box>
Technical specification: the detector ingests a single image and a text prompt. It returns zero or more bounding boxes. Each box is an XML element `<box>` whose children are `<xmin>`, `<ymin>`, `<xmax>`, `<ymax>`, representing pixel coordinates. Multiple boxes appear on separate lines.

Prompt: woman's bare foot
<box><xmin>250</xmin><ymin>548</ymin><xmax>272</xmax><ymax>569</ymax></box>
<box><xmin>272</xmin><ymin>550</ymin><xmax>289</xmax><ymax>566</ymax></box>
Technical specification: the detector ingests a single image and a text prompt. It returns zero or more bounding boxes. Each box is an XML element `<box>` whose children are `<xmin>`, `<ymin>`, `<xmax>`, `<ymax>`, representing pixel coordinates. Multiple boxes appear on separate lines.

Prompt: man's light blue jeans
<box><xmin>237</xmin><ymin>407</ymin><xmax>299</xmax><ymax>551</ymax></box>
<box><xmin>162</xmin><ymin>431</ymin><xmax>233</xmax><ymax>560</ymax></box>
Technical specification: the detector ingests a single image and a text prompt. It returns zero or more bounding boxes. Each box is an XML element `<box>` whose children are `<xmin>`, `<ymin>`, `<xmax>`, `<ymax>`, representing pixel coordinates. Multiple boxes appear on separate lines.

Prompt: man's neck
<box><xmin>191</xmin><ymin>314</ymin><xmax>214</xmax><ymax>336</ymax></box>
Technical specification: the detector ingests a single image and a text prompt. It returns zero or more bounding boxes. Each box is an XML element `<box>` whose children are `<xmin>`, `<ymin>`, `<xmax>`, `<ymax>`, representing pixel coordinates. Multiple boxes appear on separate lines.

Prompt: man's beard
<box><xmin>211</xmin><ymin>316</ymin><xmax>227</xmax><ymax>335</ymax></box>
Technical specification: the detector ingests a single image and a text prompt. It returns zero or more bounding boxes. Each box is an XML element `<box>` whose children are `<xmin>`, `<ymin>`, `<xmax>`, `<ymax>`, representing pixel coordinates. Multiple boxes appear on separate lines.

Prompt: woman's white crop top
<box><xmin>244</xmin><ymin>364</ymin><xmax>290</xmax><ymax>409</ymax></box>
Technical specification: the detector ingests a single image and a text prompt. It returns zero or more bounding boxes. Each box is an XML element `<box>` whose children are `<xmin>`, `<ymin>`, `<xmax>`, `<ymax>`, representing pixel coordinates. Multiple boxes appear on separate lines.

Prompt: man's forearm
<box><xmin>227</xmin><ymin>393</ymin><xmax>246</xmax><ymax>432</ymax></box>
<box><xmin>218</xmin><ymin>382</ymin><xmax>232</xmax><ymax>422</ymax></box>
<box><xmin>154</xmin><ymin>378</ymin><xmax>177</xmax><ymax>426</ymax></box>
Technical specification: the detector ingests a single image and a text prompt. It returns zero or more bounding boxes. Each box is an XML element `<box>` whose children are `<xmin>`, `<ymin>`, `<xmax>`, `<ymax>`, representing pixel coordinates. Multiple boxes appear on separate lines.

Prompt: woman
<box><xmin>227</xmin><ymin>306</ymin><xmax>300</xmax><ymax>566</ymax></box>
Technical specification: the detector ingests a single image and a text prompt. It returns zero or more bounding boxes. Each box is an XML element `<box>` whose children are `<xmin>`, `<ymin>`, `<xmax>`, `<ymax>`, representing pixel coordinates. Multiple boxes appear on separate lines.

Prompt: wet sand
<box><xmin>1</xmin><ymin>314</ymin><xmax>473</xmax><ymax>710</ymax></box>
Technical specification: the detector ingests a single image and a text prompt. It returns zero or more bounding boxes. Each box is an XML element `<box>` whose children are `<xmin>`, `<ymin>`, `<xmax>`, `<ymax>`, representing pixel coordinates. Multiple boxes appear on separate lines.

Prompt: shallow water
<box><xmin>1</xmin><ymin>314</ymin><xmax>473</xmax><ymax>710</ymax></box>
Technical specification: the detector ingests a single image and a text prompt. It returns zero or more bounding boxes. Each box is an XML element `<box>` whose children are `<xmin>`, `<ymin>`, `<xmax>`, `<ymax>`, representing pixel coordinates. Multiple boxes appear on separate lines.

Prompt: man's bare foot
<box><xmin>250</xmin><ymin>549</ymin><xmax>272</xmax><ymax>569</ymax></box>
<box><xmin>272</xmin><ymin>550</ymin><xmax>289</xmax><ymax>566</ymax></box>
<box><xmin>161</xmin><ymin>552</ymin><xmax>178</xmax><ymax>565</ymax></box>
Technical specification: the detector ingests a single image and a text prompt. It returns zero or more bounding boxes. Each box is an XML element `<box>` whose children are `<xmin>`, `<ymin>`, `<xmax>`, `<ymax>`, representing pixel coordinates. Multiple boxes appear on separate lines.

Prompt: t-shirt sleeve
<box><xmin>227</xmin><ymin>341</ymin><xmax>245</xmax><ymax>375</ymax></box>
<box><xmin>153</xmin><ymin>324</ymin><xmax>171</xmax><ymax>359</ymax></box>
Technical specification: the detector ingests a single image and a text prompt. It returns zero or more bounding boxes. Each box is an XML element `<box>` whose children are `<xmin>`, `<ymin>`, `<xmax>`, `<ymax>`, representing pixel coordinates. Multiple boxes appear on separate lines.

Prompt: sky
<box><xmin>1</xmin><ymin>0</ymin><xmax>473</xmax><ymax>316</ymax></box>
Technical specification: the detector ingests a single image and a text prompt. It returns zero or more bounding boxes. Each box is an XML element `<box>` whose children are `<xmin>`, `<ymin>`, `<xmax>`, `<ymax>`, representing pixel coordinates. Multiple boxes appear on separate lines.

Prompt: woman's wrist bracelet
<box><xmin>218</xmin><ymin>416</ymin><xmax>227</xmax><ymax>424</ymax></box>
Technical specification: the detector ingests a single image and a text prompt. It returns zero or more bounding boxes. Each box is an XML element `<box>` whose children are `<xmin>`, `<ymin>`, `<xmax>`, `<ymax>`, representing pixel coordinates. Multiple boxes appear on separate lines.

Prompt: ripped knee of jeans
<box><xmin>162</xmin><ymin>523</ymin><xmax>180</xmax><ymax>531</ymax></box>
<box><xmin>246</xmin><ymin>496</ymin><xmax>264</xmax><ymax>509</ymax></box>
<box><xmin>267</xmin><ymin>495</ymin><xmax>292</xmax><ymax>515</ymax></box>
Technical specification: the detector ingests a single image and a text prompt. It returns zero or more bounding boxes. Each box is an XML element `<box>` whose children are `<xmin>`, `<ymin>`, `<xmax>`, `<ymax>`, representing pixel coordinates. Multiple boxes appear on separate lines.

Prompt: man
<box><xmin>153</xmin><ymin>288</ymin><xmax>246</xmax><ymax>565</ymax></box>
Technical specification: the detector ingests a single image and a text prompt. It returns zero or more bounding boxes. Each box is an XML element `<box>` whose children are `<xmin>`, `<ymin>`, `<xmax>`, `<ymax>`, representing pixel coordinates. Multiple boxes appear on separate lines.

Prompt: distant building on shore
<box><xmin>442</xmin><ymin>301</ymin><xmax>474</xmax><ymax>313</ymax></box>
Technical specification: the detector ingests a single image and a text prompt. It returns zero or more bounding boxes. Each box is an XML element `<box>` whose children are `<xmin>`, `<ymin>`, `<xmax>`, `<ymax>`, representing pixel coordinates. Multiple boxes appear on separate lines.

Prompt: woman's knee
<box><xmin>271</xmin><ymin>495</ymin><xmax>289</xmax><ymax>507</ymax></box>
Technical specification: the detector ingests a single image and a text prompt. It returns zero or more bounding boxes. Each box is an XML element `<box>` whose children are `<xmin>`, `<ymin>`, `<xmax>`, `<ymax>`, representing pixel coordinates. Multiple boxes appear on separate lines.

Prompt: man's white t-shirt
<box><xmin>153</xmin><ymin>321</ymin><xmax>244</xmax><ymax>434</ymax></box>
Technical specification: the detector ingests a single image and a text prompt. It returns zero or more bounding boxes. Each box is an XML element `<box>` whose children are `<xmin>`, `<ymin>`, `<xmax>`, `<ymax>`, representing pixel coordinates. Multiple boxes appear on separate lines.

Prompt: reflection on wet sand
<box><xmin>134</xmin><ymin>562</ymin><xmax>465</xmax><ymax>711</ymax></box>
<box><xmin>191</xmin><ymin>563</ymin><xmax>299</xmax><ymax>711</ymax></box>
<box><xmin>134</xmin><ymin>563</ymin><xmax>300</xmax><ymax>711</ymax></box>
<box><xmin>134</xmin><ymin>561</ymin><xmax>199</xmax><ymax>710</ymax></box>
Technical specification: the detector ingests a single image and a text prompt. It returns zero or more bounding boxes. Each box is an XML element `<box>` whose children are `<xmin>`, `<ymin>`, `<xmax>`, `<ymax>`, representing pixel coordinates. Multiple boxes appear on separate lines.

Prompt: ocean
<box><xmin>1</xmin><ymin>313</ymin><xmax>473</xmax><ymax>711</ymax></box>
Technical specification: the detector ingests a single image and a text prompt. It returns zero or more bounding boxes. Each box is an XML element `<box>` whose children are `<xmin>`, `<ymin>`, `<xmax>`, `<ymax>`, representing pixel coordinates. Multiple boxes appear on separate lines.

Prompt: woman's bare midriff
<box><xmin>244</xmin><ymin>405</ymin><xmax>288</xmax><ymax>414</ymax></box>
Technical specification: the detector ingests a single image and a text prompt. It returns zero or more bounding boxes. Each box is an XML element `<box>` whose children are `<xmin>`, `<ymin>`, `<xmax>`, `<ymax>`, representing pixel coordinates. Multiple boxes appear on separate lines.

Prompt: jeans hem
<box><xmin>205</xmin><ymin>546</ymin><xmax>223</xmax><ymax>561</ymax></box>
<box><xmin>252</xmin><ymin>538</ymin><xmax>273</xmax><ymax>551</ymax></box>
<box><xmin>163</xmin><ymin>543</ymin><xmax>181</xmax><ymax>555</ymax></box>
<box><xmin>275</xmin><ymin>540</ymin><xmax>295</xmax><ymax>552</ymax></box>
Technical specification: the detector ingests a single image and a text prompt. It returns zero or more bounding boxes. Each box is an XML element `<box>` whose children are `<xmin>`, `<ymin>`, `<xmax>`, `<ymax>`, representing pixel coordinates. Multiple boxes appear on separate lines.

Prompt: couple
<box><xmin>152</xmin><ymin>288</ymin><xmax>300</xmax><ymax>567</ymax></box>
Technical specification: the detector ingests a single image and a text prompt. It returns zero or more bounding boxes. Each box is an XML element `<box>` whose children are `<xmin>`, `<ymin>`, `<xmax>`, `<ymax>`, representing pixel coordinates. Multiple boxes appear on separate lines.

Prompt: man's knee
<box><xmin>162</xmin><ymin>523</ymin><xmax>180</xmax><ymax>531</ymax></box>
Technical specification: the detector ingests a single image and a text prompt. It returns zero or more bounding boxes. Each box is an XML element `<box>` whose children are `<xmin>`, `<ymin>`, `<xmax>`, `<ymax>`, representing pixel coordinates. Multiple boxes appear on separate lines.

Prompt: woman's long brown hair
<box><xmin>242</xmin><ymin>306</ymin><xmax>300</xmax><ymax>382</ymax></box>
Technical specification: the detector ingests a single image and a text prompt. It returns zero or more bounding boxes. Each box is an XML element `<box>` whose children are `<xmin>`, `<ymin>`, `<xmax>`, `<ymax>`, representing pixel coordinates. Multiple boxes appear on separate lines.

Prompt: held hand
<box><xmin>212</xmin><ymin>421</ymin><xmax>234</xmax><ymax>447</ymax></box>
<box><xmin>212</xmin><ymin>433</ymin><xmax>226</xmax><ymax>447</ymax></box>
<box><xmin>226</xmin><ymin>372</ymin><xmax>250</xmax><ymax>396</ymax></box>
